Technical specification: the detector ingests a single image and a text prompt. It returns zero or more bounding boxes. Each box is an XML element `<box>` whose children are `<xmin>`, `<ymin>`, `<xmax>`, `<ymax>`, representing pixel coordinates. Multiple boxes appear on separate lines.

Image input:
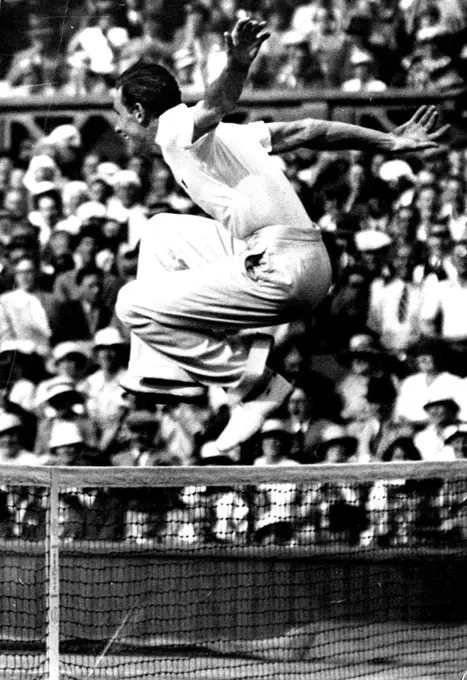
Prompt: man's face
<box><xmin>113</xmin><ymin>88</ymin><xmax>158</xmax><ymax>156</ymax></box>
<box><xmin>79</xmin><ymin>273</ymin><xmax>102</xmax><ymax>304</ymax></box>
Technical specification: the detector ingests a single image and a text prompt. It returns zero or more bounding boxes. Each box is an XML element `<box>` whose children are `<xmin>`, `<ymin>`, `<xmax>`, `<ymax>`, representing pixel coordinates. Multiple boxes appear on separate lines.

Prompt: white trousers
<box><xmin>116</xmin><ymin>214</ymin><xmax>331</xmax><ymax>390</ymax></box>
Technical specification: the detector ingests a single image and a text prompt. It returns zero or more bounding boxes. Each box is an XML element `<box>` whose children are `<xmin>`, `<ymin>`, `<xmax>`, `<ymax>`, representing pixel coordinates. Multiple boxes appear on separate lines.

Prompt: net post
<box><xmin>46</xmin><ymin>468</ymin><xmax>60</xmax><ymax>680</ymax></box>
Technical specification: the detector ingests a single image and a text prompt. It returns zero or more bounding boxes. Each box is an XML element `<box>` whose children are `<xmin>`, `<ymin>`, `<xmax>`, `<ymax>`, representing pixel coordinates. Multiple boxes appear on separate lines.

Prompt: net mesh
<box><xmin>0</xmin><ymin>463</ymin><xmax>466</xmax><ymax>680</ymax></box>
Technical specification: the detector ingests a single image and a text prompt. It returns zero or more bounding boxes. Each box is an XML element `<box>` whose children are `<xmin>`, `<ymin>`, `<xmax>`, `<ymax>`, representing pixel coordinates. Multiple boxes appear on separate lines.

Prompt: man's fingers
<box><xmin>418</xmin><ymin>105</ymin><xmax>438</xmax><ymax>127</ymax></box>
<box><xmin>429</xmin><ymin>123</ymin><xmax>451</xmax><ymax>140</ymax></box>
<box><xmin>410</xmin><ymin>105</ymin><xmax>429</xmax><ymax>124</ymax></box>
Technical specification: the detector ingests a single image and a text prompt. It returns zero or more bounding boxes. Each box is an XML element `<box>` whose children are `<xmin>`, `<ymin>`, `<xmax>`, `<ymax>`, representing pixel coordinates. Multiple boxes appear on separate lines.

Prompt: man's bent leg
<box><xmin>126</xmin><ymin>213</ymin><xmax>243</xmax><ymax>388</ymax></box>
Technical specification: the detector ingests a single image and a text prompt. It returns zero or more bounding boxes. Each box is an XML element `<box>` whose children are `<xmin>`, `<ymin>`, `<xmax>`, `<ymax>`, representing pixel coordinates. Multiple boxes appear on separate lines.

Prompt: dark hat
<box><xmin>317</xmin><ymin>424</ymin><xmax>358</xmax><ymax>456</ymax></box>
<box><xmin>423</xmin><ymin>395</ymin><xmax>460</xmax><ymax>412</ymax></box>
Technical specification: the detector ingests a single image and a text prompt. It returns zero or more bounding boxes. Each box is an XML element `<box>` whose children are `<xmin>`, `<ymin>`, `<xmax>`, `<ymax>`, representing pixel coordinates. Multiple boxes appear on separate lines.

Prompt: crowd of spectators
<box><xmin>0</xmin><ymin>0</ymin><xmax>466</xmax><ymax>97</ymax></box>
<box><xmin>0</xmin><ymin>0</ymin><xmax>467</xmax><ymax>549</ymax></box>
<box><xmin>0</xmin><ymin>114</ymin><xmax>466</xmax><ymax>547</ymax></box>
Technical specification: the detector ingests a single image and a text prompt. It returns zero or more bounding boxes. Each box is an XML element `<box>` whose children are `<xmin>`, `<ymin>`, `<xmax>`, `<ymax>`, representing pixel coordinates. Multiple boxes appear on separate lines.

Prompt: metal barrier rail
<box><xmin>0</xmin><ymin>88</ymin><xmax>461</xmax><ymax>151</ymax></box>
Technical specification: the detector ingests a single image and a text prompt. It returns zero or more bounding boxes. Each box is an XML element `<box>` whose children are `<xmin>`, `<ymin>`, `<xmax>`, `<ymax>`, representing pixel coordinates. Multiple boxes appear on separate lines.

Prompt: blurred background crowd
<box><xmin>0</xmin><ymin>0</ymin><xmax>467</xmax><ymax>548</ymax></box>
<box><xmin>0</xmin><ymin>0</ymin><xmax>466</xmax><ymax>97</ymax></box>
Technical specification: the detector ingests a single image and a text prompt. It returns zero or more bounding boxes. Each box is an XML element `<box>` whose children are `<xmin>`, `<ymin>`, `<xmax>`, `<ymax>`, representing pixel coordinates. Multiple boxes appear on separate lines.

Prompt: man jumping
<box><xmin>113</xmin><ymin>17</ymin><xmax>449</xmax><ymax>454</ymax></box>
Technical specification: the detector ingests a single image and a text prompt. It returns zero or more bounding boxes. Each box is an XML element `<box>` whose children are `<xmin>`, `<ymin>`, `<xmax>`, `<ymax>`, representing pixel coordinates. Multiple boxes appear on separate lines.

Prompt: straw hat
<box><xmin>354</xmin><ymin>230</ymin><xmax>392</xmax><ymax>252</ymax></box>
<box><xmin>259</xmin><ymin>419</ymin><xmax>293</xmax><ymax>438</ymax></box>
<box><xmin>93</xmin><ymin>327</ymin><xmax>126</xmax><ymax>349</ymax></box>
<box><xmin>49</xmin><ymin>421</ymin><xmax>84</xmax><ymax>449</ymax></box>
<box><xmin>47</xmin><ymin>341</ymin><xmax>91</xmax><ymax>374</ymax></box>
<box><xmin>37</xmin><ymin>377</ymin><xmax>81</xmax><ymax>405</ymax></box>
<box><xmin>0</xmin><ymin>413</ymin><xmax>22</xmax><ymax>435</ymax></box>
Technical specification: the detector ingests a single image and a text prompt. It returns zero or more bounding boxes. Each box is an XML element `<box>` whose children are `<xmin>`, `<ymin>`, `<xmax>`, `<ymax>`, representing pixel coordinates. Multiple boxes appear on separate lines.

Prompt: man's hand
<box><xmin>224</xmin><ymin>17</ymin><xmax>270</xmax><ymax>69</ymax></box>
<box><xmin>391</xmin><ymin>105</ymin><xmax>450</xmax><ymax>154</ymax></box>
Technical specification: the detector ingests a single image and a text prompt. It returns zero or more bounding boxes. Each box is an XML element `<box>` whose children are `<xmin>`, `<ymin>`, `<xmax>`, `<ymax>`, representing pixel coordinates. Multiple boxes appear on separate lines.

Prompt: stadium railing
<box><xmin>0</xmin><ymin>89</ymin><xmax>461</xmax><ymax>152</ymax></box>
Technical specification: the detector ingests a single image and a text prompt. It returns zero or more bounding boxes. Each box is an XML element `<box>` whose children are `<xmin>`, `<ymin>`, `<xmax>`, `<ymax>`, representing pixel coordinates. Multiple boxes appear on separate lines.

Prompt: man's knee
<box><xmin>115</xmin><ymin>281</ymin><xmax>139</xmax><ymax>328</ymax></box>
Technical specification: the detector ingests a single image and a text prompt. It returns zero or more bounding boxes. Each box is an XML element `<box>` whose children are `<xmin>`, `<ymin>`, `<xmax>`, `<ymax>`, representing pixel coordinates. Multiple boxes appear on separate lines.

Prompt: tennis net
<box><xmin>0</xmin><ymin>461</ymin><xmax>466</xmax><ymax>680</ymax></box>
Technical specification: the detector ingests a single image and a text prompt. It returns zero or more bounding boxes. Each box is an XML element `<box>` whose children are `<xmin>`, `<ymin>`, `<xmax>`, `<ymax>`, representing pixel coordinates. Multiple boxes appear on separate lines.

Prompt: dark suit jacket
<box><xmin>49</xmin><ymin>299</ymin><xmax>113</xmax><ymax>345</ymax></box>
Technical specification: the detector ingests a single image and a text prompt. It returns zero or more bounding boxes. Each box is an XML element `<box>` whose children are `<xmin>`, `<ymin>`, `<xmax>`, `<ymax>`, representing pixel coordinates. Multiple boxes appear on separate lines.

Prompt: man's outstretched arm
<box><xmin>191</xmin><ymin>17</ymin><xmax>269</xmax><ymax>140</ymax></box>
<box><xmin>267</xmin><ymin>106</ymin><xmax>450</xmax><ymax>154</ymax></box>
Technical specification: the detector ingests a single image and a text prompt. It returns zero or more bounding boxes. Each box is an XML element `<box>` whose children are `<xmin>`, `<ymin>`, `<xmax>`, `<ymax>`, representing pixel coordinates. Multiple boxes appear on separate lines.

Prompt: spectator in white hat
<box><xmin>34</xmin><ymin>341</ymin><xmax>91</xmax><ymax>410</ymax></box>
<box><xmin>28</xmin><ymin>188</ymin><xmax>64</xmax><ymax>248</ymax></box>
<box><xmin>80</xmin><ymin>327</ymin><xmax>128</xmax><ymax>448</ymax></box>
<box><xmin>38</xmin><ymin>124</ymin><xmax>83</xmax><ymax>181</ymax></box>
<box><xmin>413</xmin><ymin>394</ymin><xmax>460</xmax><ymax>461</ymax></box>
<box><xmin>342</xmin><ymin>51</ymin><xmax>387</xmax><ymax>92</ymax></box>
<box><xmin>393</xmin><ymin>338</ymin><xmax>463</xmax><ymax>427</ymax></box>
<box><xmin>0</xmin><ymin>339</ymin><xmax>41</xmax><ymax>415</ymax></box>
<box><xmin>34</xmin><ymin>376</ymin><xmax>98</xmax><ymax>459</ymax></box>
<box><xmin>23</xmin><ymin>154</ymin><xmax>61</xmax><ymax>195</ymax></box>
<box><xmin>107</xmin><ymin>169</ymin><xmax>148</xmax><ymax>247</ymax></box>
<box><xmin>56</xmin><ymin>181</ymin><xmax>91</xmax><ymax>236</ymax></box>
<box><xmin>0</xmin><ymin>412</ymin><xmax>39</xmax><ymax>465</ymax></box>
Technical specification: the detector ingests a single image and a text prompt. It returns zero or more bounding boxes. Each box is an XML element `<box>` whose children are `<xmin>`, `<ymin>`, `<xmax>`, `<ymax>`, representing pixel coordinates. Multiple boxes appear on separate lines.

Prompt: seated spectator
<box><xmin>0</xmin><ymin>255</ymin><xmax>54</xmax><ymax>356</ymax></box>
<box><xmin>0</xmin><ymin>339</ymin><xmax>40</xmax><ymax>414</ymax></box>
<box><xmin>53</xmin><ymin>226</ymin><xmax>103</xmax><ymax>297</ymax></box>
<box><xmin>37</xmin><ymin>125</ymin><xmax>83</xmax><ymax>181</ymax></box>
<box><xmin>310</xmin><ymin>6</ymin><xmax>349</xmax><ymax>87</ymax></box>
<box><xmin>286</xmin><ymin>385</ymin><xmax>336</xmax><ymax>464</ymax></box>
<box><xmin>118</xmin><ymin>8</ymin><xmax>177</xmax><ymax>74</ymax></box>
<box><xmin>251</xmin><ymin>420</ymin><xmax>301</xmax><ymax>545</ymax></box>
<box><xmin>413</xmin><ymin>393</ymin><xmax>460</xmax><ymax>461</ymax></box>
<box><xmin>322</xmin><ymin>266</ymin><xmax>371</xmax><ymax>352</ymax></box>
<box><xmin>35</xmin><ymin>340</ymin><xmax>91</xmax><ymax>408</ymax></box>
<box><xmin>296</xmin><ymin>425</ymin><xmax>366</xmax><ymax>546</ymax></box>
<box><xmin>43</xmin><ymin>422</ymin><xmax>105</xmax><ymax>541</ymax></box>
<box><xmin>107</xmin><ymin>170</ymin><xmax>148</xmax><ymax>248</ymax></box>
<box><xmin>5</xmin><ymin>19</ymin><xmax>62</xmax><ymax>96</ymax></box>
<box><xmin>0</xmin><ymin>412</ymin><xmax>38</xmax><ymax>465</ymax></box>
<box><xmin>393</xmin><ymin>338</ymin><xmax>463</xmax><ymax>426</ymax></box>
<box><xmin>336</xmin><ymin>334</ymin><xmax>390</xmax><ymax>424</ymax></box>
<box><xmin>440</xmin><ymin>175</ymin><xmax>467</xmax><ymax>242</ymax></box>
<box><xmin>111</xmin><ymin>409</ymin><xmax>182</xmax><ymax>467</ymax></box>
<box><xmin>66</xmin><ymin>3</ymin><xmax>129</xmax><ymax>90</ymax></box>
<box><xmin>349</xmin><ymin>374</ymin><xmax>402</xmax><ymax>462</ymax></box>
<box><xmin>34</xmin><ymin>376</ymin><xmax>98</xmax><ymax>459</ymax></box>
<box><xmin>96</xmin><ymin>217</ymin><xmax>129</xmax><ymax>272</ymax></box>
<box><xmin>420</xmin><ymin>239</ymin><xmax>467</xmax><ymax>372</ymax></box>
<box><xmin>28</xmin><ymin>187</ymin><xmax>64</xmax><ymax>248</ymax></box>
<box><xmin>41</xmin><ymin>230</ymin><xmax>76</xmax><ymax>285</ymax></box>
<box><xmin>354</xmin><ymin>229</ymin><xmax>393</xmax><ymax>283</ymax></box>
<box><xmin>80</xmin><ymin>327</ymin><xmax>128</xmax><ymax>450</ymax></box>
<box><xmin>275</xmin><ymin>33</ymin><xmax>325</xmax><ymax>90</ymax></box>
<box><xmin>438</xmin><ymin>424</ymin><xmax>467</xmax><ymax>540</ymax></box>
<box><xmin>57</xmin><ymin>181</ymin><xmax>91</xmax><ymax>235</ymax></box>
<box><xmin>413</xmin><ymin>220</ymin><xmax>456</xmax><ymax>285</ymax></box>
<box><xmin>341</xmin><ymin>52</ymin><xmax>387</xmax><ymax>92</ymax></box>
<box><xmin>365</xmin><ymin>436</ymin><xmax>429</xmax><ymax>547</ymax></box>
<box><xmin>412</xmin><ymin>181</ymin><xmax>441</xmax><ymax>243</ymax></box>
<box><xmin>49</xmin><ymin>265</ymin><xmax>114</xmax><ymax>344</ymax></box>
<box><xmin>254</xmin><ymin>419</ymin><xmax>300</xmax><ymax>468</ymax></box>
<box><xmin>2</xmin><ymin>187</ymin><xmax>29</xmax><ymax>227</ymax></box>
<box><xmin>0</xmin><ymin>412</ymin><xmax>42</xmax><ymax>538</ymax></box>
<box><xmin>81</xmin><ymin>153</ymin><xmax>101</xmax><ymax>186</ymax></box>
<box><xmin>315</xmin><ymin>423</ymin><xmax>359</xmax><ymax>464</ymax></box>
<box><xmin>368</xmin><ymin>242</ymin><xmax>424</xmax><ymax>354</ymax></box>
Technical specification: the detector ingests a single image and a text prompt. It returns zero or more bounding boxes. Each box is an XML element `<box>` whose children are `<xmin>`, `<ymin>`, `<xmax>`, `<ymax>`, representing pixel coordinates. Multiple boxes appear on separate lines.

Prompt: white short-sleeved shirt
<box><xmin>155</xmin><ymin>103</ymin><xmax>315</xmax><ymax>240</ymax></box>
